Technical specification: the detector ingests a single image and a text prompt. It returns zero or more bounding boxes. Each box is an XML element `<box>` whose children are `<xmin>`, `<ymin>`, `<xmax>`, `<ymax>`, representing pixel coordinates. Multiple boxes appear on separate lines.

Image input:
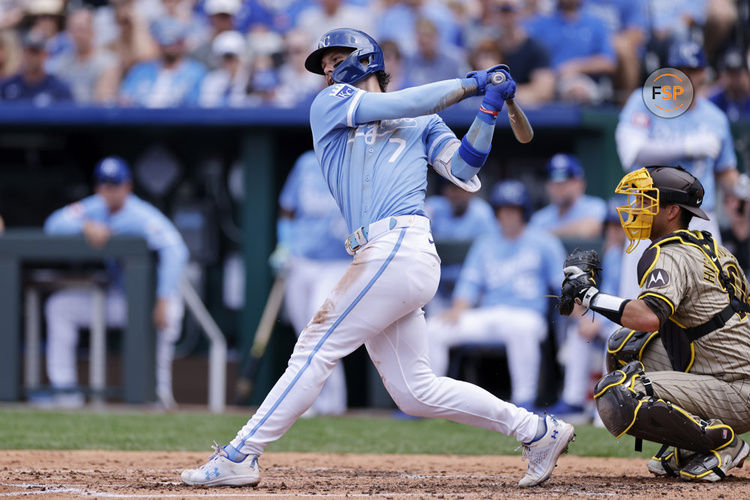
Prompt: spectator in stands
<box><xmin>158</xmin><ymin>0</ymin><xmax>206</xmax><ymax>50</ymax></box>
<box><xmin>43</xmin><ymin>157</ymin><xmax>188</xmax><ymax>409</ymax></box>
<box><xmin>720</xmin><ymin>192</ymin><xmax>750</xmax><ymax>277</ymax></box>
<box><xmin>463</xmin><ymin>0</ymin><xmax>504</xmax><ymax>51</ymax></box>
<box><xmin>108</xmin><ymin>0</ymin><xmax>159</xmax><ymax>75</ymax></box>
<box><xmin>0</xmin><ymin>28</ymin><xmax>21</xmax><ymax>78</ymax></box>
<box><xmin>245</xmin><ymin>49</ymin><xmax>278</xmax><ymax>106</ymax></box>
<box><xmin>48</xmin><ymin>8</ymin><xmax>119</xmax><ymax>104</ymax></box>
<box><xmin>296</xmin><ymin>0</ymin><xmax>373</xmax><ymax>43</ymax></box>
<box><xmin>192</xmin><ymin>0</ymin><xmax>241</xmax><ymax>70</ymax></box>
<box><xmin>585</xmin><ymin>0</ymin><xmax>648</xmax><ymax>104</ymax></box>
<box><xmin>273</xmin><ymin>29</ymin><xmax>323</xmax><ymax>107</ymax></box>
<box><xmin>428</xmin><ymin>180</ymin><xmax>565</xmax><ymax>411</ymax></box>
<box><xmin>0</xmin><ymin>0</ymin><xmax>23</xmax><ymax>30</ymax></box>
<box><xmin>377</xmin><ymin>0</ymin><xmax>462</xmax><ymax>58</ymax></box>
<box><xmin>709</xmin><ymin>47</ymin><xmax>750</xmax><ymax>123</ymax></box>
<box><xmin>549</xmin><ymin>198</ymin><xmax>625</xmax><ymax>422</ymax></box>
<box><xmin>525</xmin><ymin>0</ymin><xmax>616</xmax><ymax>104</ymax></box>
<box><xmin>402</xmin><ymin>17</ymin><xmax>467</xmax><ymax>87</ymax></box>
<box><xmin>0</xmin><ymin>31</ymin><xmax>73</xmax><ymax>105</ymax></box>
<box><xmin>424</xmin><ymin>181</ymin><xmax>496</xmax><ymax>314</ymax></box>
<box><xmin>380</xmin><ymin>39</ymin><xmax>406</xmax><ymax>91</ymax></box>
<box><xmin>119</xmin><ymin>18</ymin><xmax>206</xmax><ymax>107</ymax></box>
<box><xmin>25</xmin><ymin>0</ymin><xmax>69</xmax><ymax>62</ymax></box>
<box><xmin>198</xmin><ymin>30</ymin><xmax>249</xmax><ymax>107</ymax></box>
<box><xmin>644</xmin><ymin>0</ymin><xmax>707</xmax><ymax>71</ymax></box>
<box><xmin>472</xmin><ymin>0</ymin><xmax>554</xmax><ymax>105</ymax></box>
<box><xmin>529</xmin><ymin>154</ymin><xmax>606</xmax><ymax>238</ymax></box>
<box><xmin>233</xmin><ymin>0</ymin><xmax>275</xmax><ymax>34</ymax></box>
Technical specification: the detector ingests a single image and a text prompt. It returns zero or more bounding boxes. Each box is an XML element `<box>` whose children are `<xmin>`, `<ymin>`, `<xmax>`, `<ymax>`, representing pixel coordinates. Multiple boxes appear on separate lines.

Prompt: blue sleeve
<box><xmin>589</xmin><ymin>197</ymin><xmax>608</xmax><ymax>222</ymax></box>
<box><xmin>142</xmin><ymin>210</ymin><xmax>189</xmax><ymax>298</ymax></box>
<box><xmin>452</xmin><ymin>240</ymin><xmax>484</xmax><ymax>305</ymax></box>
<box><xmin>424</xmin><ymin>115</ymin><xmax>458</xmax><ymax>165</ymax></box>
<box><xmin>715</xmin><ymin>111</ymin><xmax>737</xmax><ymax>172</ymax></box>
<box><xmin>279</xmin><ymin>153</ymin><xmax>307</xmax><ymax>211</ymax></box>
<box><xmin>120</xmin><ymin>64</ymin><xmax>147</xmax><ymax>102</ymax></box>
<box><xmin>593</xmin><ymin>20</ymin><xmax>616</xmax><ymax>60</ymax></box>
<box><xmin>544</xmin><ymin>236</ymin><xmax>566</xmax><ymax>291</ymax></box>
<box><xmin>43</xmin><ymin>197</ymin><xmax>98</xmax><ymax>234</ymax></box>
<box><xmin>623</xmin><ymin>0</ymin><xmax>648</xmax><ymax>31</ymax></box>
<box><xmin>309</xmin><ymin>84</ymin><xmax>366</xmax><ymax>140</ymax></box>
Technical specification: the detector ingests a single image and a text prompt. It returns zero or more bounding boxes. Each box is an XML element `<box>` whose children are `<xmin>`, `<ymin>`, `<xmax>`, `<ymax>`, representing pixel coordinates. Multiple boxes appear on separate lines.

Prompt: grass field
<box><xmin>0</xmin><ymin>406</ymin><xmax>716</xmax><ymax>458</ymax></box>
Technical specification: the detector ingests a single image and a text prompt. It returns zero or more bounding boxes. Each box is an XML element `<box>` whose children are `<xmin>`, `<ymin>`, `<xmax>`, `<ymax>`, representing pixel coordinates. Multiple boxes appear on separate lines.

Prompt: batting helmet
<box><xmin>667</xmin><ymin>40</ymin><xmax>707</xmax><ymax>69</ymax></box>
<box><xmin>545</xmin><ymin>153</ymin><xmax>584</xmax><ymax>182</ymax></box>
<box><xmin>94</xmin><ymin>156</ymin><xmax>132</xmax><ymax>184</ymax></box>
<box><xmin>304</xmin><ymin>28</ymin><xmax>384</xmax><ymax>85</ymax></box>
<box><xmin>490</xmin><ymin>180</ymin><xmax>532</xmax><ymax>220</ymax></box>
<box><xmin>615</xmin><ymin>165</ymin><xmax>708</xmax><ymax>253</ymax></box>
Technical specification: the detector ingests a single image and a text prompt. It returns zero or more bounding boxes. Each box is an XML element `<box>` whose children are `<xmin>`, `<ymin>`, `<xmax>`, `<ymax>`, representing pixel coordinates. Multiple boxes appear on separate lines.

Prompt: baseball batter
<box><xmin>182</xmin><ymin>28</ymin><xmax>575</xmax><ymax>489</ymax></box>
<box><xmin>560</xmin><ymin>165</ymin><xmax>750</xmax><ymax>481</ymax></box>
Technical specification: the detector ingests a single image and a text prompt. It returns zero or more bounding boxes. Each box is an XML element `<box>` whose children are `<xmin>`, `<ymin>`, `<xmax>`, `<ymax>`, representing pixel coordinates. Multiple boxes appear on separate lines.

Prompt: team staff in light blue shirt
<box><xmin>424</xmin><ymin>181</ymin><xmax>496</xmax><ymax>314</ymax></box>
<box><xmin>270</xmin><ymin>149</ymin><xmax>350</xmax><ymax>416</ymax></box>
<box><xmin>615</xmin><ymin>40</ymin><xmax>740</xmax><ymax>298</ymax></box>
<box><xmin>44</xmin><ymin>157</ymin><xmax>189</xmax><ymax>409</ymax></box>
<box><xmin>530</xmin><ymin>153</ymin><xmax>607</xmax><ymax>238</ymax></box>
<box><xmin>183</xmin><ymin>28</ymin><xmax>575</xmax><ymax>489</ymax></box>
<box><xmin>429</xmin><ymin>181</ymin><xmax>566</xmax><ymax>409</ymax></box>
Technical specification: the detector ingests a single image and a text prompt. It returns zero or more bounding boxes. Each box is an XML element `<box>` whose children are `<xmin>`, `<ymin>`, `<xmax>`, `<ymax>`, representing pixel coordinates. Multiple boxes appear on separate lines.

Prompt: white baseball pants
<box><xmin>427</xmin><ymin>306</ymin><xmax>546</xmax><ymax>405</ymax></box>
<box><xmin>45</xmin><ymin>288</ymin><xmax>184</xmax><ymax>402</ymax></box>
<box><xmin>230</xmin><ymin>220</ymin><xmax>539</xmax><ymax>456</ymax></box>
<box><xmin>285</xmin><ymin>257</ymin><xmax>350</xmax><ymax>415</ymax></box>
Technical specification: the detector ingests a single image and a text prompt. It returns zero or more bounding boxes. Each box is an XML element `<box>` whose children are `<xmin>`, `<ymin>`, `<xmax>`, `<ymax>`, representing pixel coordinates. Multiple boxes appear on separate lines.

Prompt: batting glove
<box><xmin>482</xmin><ymin>69</ymin><xmax>516</xmax><ymax>112</ymax></box>
<box><xmin>466</xmin><ymin>64</ymin><xmax>510</xmax><ymax>96</ymax></box>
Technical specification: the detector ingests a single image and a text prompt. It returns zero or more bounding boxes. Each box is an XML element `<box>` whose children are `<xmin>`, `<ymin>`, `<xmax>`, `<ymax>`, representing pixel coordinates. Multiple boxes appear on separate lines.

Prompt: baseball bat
<box><xmin>490</xmin><ymin>72</ymin><xmax>534</xmax><ymax>144</ymax></box>
<box><xmin>234</xmin><ymin>274</ymin><xmax>287</xmax><ymax>403</ymax></box>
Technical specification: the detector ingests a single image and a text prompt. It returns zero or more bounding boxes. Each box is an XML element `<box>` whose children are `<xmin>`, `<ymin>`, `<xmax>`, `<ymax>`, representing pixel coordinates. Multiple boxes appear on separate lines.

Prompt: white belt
<box><xmin>345</xmin><ymin>215</ymin><xmax>430</xmax><ymax>255</ymax></box>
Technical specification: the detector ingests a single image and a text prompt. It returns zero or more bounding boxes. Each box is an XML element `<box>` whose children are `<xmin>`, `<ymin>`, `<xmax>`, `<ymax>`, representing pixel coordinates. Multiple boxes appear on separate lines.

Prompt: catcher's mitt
<box><xmin>559</xmin><ymin>248</ymin><xmax>602</xmax><ymax>316</ymax></box>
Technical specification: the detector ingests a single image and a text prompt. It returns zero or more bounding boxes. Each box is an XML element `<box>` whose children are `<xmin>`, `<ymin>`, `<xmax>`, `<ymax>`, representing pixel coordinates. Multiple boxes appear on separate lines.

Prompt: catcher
<box><xmin>560</xmin><ymin>165</ymin><xmax>750</xmax><ymax>481</ymax></box>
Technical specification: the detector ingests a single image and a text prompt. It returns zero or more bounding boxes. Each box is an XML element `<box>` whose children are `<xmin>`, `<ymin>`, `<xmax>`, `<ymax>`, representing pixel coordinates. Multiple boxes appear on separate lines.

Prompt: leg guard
<box><xmin>605</xmin><ymin>327</ymin><xmax>659</xmax><ymax>373</ymax></box>
<box><xmin>594</xmin><ymin>361</ymin><xmax>735</xmax><ymax>453</ymax></box>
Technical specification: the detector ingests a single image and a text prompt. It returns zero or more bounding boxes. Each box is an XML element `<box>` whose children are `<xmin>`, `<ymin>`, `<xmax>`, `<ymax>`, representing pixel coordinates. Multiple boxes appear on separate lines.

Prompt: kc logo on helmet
<box><xmin>642</xmin><ymin>68</ymin><xmax>694</xmax><ymax>119</ymax></box>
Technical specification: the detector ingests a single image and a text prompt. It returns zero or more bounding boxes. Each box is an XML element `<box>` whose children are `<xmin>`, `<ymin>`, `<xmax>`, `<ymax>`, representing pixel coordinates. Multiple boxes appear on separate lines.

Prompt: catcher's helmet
<box><xmin>94</xmin><ymin>156</ymin><xmax>131</xmax><ymax>184</ymax></box>
<box><xmin>490</xmin><ymin>180</ymin><xmax>532</xmax><ymax>220</ymax></box>
<box><xmin>667</xmin><ymin>40</ymin><xmax>707</xmax><ymax>69</ymax></box>
<box><xmin>304</xmin><ymin>28</ymin><xmax>384</xmax><ymax>85</ymax></box>
<box><xmin>615</xmin><ymin>165</ymin><xmax>708</xmax><ymax>253</ymax></box>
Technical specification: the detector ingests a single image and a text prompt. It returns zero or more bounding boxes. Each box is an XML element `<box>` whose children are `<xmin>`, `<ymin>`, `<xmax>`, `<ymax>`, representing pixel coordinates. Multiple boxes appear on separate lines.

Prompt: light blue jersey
<box><xmin>529</xmin><ymin>195</ymin><xmax>607</xmax><ymax>233</ymax></box>
<box><xmin>279</xmin><ymin>150</ymin><xmax>349</xmax><ymax>260</ymax></box>
<box><xmin>618</xmin><ymin>91</ymin><xmax>736</xmax><ymax>213</ymax></box>
<box><xmin>309</xmin><ymin>83</ymin><xmax>458</xmax><ymax>233</ymax></box>
<box><xmin>425</xmin><ymin>195</ymin><xmax>496</xmax><ymax>240</ymax></box>
<box><xmin>44</xmin><ymin>194</ymin><xmax>189</xmax><ymax>298</ymax></box>
<box><xmin>453</xmin><ymin>227</ymin><xmax>565</xmax><ymax>316</ymax></box>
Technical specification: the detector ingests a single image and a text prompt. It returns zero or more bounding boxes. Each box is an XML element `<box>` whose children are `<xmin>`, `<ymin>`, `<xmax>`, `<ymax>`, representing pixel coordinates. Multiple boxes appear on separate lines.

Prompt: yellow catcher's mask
<box><xmin>615</xmin><ymin>168</ymin><xmax>659</xmax><ymax>253</ymax></box>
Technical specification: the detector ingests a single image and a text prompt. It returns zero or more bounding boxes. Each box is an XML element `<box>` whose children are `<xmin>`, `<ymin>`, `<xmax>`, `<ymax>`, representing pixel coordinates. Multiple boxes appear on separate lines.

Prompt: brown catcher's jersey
<box><xmin>637</xmin><ymin>230</ymin><xmax>750</xmax><ymax>381</ymax></box>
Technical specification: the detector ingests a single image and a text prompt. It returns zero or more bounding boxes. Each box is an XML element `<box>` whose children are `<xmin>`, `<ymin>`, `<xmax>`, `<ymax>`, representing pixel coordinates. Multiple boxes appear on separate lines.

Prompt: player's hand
<box><xmin>466</xmin><ymin>64</ymin><xmax>509</xmax><ymax>96</ymax></box>
<box><xmin>684</xmin><ymin>133</ymin><xmax>721</xmax><ymax>159</ymax></box>
<box><xmin>482</xmin><ymin>69</ymin><xmax>516</xmax><ymax>113</ymax></box>
<box><xmin>153</xmin><ymin>297</ymin><xmax>169</xmax><ymax>330</ymax></box>
<box><xmin>82</xmin><ymin>221</ymin><xmax>111</xmax><ymax>249</ymax></box>
<box><xmin>268</xmin><ymin>245</ymin><xmax>292</xmax><ymax>276</ymax></box>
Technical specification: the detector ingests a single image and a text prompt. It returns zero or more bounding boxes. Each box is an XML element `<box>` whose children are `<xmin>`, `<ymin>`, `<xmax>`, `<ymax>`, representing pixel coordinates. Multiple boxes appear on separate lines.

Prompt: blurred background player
<box><xmin>708</xmin><ymin>46</ymin><xmax>750</xmax><ymax>123</ymax></box>
<box><xmin>269</xmin><ymin>150</ymin><xmax>350</xmax><ymax>416</ymax></box>
<box><xmin>43</xmin><ymin>157</ymin><xmax>189</xmax><ymax>408</ymax></box>
<box><xmin>549</xmin><ymin>197</ymin><xmax>625</xmax><ymax>421</ymax></box>
<box><xmin>529</xmin><ymin>153</ymin><xmax>606</xmax><ymax>239</ymax></box>
<box><xmin>424</xmin><ymin>180</ymin><xmax>495</xmax><ymax>314</ymax></box>
<box><xmin>615</xmin><ymin>40</ymin><xmax>739</xmax><ymax>299</ymax></box>
<box><xmin>428</xmin><ymin>180</ymin><xmax>566</xmax><ymax>410</ymax></box>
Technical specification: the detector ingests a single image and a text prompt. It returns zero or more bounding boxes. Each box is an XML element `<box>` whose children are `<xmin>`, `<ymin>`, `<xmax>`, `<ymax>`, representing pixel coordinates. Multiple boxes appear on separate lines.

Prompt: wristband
<box><xmin>590</xmin><ymin>292</ymin><xmax>630</xmax><ymax>325</ymax></box>
<box><xmin>458</xmin><ymin>136</ymin><xmax>491</xmax><ymax>168</ymax></box>
<box><xmin>477</xmin><ymin>104</ymin><xmax>499</xmax><ymax>124</ymax></box>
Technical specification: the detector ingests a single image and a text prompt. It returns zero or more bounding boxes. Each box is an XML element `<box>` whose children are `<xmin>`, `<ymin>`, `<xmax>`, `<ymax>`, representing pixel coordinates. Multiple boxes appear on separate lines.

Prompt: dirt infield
<box><xmin>1</xmin><ymin>450</ymin><xmax>749</xmax><ymax>498</ymax></box>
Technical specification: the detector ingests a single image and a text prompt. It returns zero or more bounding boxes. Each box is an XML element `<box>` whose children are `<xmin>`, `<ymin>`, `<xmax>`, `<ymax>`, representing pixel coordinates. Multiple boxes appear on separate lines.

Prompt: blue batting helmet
<box><xmin>490</xmin><ymin>180</ymin><xmax>532</xmax><ymax>220</ymax></box>
<box><xmin>667</xmin><ymin>40</ymin><xmax>707</xmax><ymax>69</ymax></box>
<box><xmin>304</xmin><ymin>28</ymin><xmax>384</xmax><ymax>85</ymax></box>
<box><xmin>94</xmin><ymin>156</ymin><xmax>131</xmax><ymax>184</ymax></box>
<box><xmin>546</xmin><ymin>154</ymin><xmax>584</xmax><ymax>182</ymax></box>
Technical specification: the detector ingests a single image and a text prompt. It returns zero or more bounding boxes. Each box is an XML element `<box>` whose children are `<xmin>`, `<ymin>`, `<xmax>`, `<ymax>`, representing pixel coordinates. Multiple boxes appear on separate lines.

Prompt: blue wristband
<box><xmin>458</xmin><ymin>136</ymin><xmax>491</xmax><ymax>168</ymax></box>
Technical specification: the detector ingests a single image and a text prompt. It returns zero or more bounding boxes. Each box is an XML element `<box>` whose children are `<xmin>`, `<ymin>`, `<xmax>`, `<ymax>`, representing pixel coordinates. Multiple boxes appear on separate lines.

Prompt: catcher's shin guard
<box><xmin>605</xmin><ymin>327</ymin><xmax>659</xmax><ymax>373</ymax></box>
<box><xmin>594</xmin><ymin>361</ymin><xmax>735</xmax><ymax>453</ymax></box>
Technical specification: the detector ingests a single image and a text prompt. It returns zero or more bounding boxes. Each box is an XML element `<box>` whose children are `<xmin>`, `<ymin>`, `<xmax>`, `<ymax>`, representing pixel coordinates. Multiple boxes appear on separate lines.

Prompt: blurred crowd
<box><xmin>0</xmin><ymin>0</ymin><xmax>747</xmax><ymax>114</ymax></box>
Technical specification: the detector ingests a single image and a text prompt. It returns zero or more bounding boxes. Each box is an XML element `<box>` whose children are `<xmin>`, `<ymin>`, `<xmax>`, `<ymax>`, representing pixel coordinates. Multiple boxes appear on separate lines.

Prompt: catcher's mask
<box><xmin>615</xmin><ymin>166</ymin><xmax>708</xmax><ymax>253</ymax></box>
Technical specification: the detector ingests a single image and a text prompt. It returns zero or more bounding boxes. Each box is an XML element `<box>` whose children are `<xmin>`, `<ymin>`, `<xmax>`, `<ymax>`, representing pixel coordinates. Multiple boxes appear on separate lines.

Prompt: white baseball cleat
<box><xmin>181</xmin><ymin>443</ymin><xmax>261</xmax><ymax>487</ymax></box>
<box><xmin>518</xmin><ymin>414</ymin><xmax>575</xmax><ymax>487</ymax></box>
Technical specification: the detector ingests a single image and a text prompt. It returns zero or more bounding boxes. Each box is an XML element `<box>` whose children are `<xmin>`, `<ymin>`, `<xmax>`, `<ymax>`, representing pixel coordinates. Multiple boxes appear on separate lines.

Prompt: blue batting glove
<box><xmin>466</xmin><ymin>64</ymin><xmax>510</xmax><ymax>96</ymax></box>
<box><xmin>482</xmin><ymin>69</ymin><xmax>516</xmax><ymax>112</ymax></box>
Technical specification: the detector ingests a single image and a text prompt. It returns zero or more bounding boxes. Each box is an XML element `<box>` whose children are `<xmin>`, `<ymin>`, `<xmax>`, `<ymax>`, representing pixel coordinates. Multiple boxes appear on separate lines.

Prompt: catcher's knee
<box><xmin>605</xmin><ymin>327</ymin><xmax>659</xmax><ymax>373</ymax></box>
<box><xmin>594</xmin><ymin>361</ymin><xmax>735</xmax><ymax>453</ymax></box>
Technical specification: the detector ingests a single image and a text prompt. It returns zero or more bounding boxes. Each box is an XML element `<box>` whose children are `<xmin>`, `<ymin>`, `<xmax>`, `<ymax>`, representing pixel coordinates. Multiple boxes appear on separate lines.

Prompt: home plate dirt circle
<box><xmin>1</xmin><ymin>451</ymin><xmax>749</xmax><ymax>498</ymax></box>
